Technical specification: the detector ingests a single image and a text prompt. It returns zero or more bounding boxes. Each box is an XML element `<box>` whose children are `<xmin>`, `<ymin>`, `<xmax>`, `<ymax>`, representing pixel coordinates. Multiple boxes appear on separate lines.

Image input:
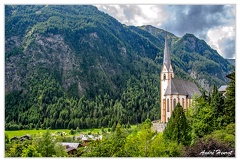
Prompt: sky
<box><xmin>96</xmin><ymin>5</ymin><xmax>236</xmax><ymax>59</ymax></box>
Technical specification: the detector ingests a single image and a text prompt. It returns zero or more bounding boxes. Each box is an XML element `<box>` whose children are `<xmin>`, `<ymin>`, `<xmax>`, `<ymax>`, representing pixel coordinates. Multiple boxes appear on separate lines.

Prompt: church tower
<box><xmin>160</xmin><ymin>32</ymin><xmax>174</xmax><ymax>123</ymax></box>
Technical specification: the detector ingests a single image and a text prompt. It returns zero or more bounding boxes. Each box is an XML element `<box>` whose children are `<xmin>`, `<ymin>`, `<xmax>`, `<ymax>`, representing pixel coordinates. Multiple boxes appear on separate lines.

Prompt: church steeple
<box><xmin>163</xmin><ymin>31</ymin><xmax>171</xmax><ymax>70</ymax></box>
<box><xmin>160</xmin><ymin>30</ymin><xmax>174</xmax><ymax>123</ymax></box>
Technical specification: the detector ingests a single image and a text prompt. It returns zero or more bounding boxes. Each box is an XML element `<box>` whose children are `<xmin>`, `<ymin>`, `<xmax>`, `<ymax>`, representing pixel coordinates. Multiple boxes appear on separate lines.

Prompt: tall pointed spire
<box><xmin>163</xmin><ymin>31</ymin><xmax>171</xmax><ymax>70</ymax></box>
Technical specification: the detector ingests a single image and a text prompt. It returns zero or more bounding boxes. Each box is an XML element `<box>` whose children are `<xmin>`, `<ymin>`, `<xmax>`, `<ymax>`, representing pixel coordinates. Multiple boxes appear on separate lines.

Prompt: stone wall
<box><xmin>152</xmin><ymin>121</ymin><xmax>167</xmax><ymax>133</ymax></box>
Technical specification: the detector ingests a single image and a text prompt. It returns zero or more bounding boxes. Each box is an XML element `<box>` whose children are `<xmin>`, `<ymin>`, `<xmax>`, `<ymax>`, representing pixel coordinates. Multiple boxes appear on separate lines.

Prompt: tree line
<box><xmin>82</xmin><ymin>71</ymin><xmax>235</xmax><ymax>157</ymax></box>
<box><xmin>5</xmin><ymin>71</ymin><xmax>235</xmax><ymax>157</ymax></box>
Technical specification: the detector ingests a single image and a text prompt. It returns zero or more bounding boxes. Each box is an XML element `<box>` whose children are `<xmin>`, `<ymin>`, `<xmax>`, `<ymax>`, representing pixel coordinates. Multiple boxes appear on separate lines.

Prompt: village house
<box><xmin>59</xmin><ymin>133</ymin><xmax>103</xmax><ymax>155</ymax></box>
<box><xmin>218</xmin><ymin>85</ymin><xmax>228</xmax><ymax>96</ymax></box>
<box><xmin>59</xmin><ymin>142</ymin><xmax>81</xmax><ymax>155</ymax></box>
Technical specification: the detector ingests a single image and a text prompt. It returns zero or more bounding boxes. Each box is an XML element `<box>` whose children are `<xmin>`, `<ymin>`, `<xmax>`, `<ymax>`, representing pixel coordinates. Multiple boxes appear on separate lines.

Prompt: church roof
<box><xmin>163</xmin><ymin>32</ymin><xmax>171</xmax><ymax>70</ymax></box>
<box><xmin>164</xmin><ymin>78</ymin><xmax>201</xmax><ymax>98</ymax></box>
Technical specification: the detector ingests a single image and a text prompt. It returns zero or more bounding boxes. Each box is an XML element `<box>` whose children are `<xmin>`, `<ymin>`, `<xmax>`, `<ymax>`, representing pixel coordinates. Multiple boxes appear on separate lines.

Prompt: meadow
<box><xmin>5</xmin><ymin>128</ymin><xmax>101</xmax><ymax>139</ymax></box>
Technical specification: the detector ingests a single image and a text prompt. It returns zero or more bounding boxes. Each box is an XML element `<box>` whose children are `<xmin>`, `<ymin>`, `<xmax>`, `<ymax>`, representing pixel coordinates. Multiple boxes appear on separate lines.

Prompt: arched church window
<box><xmin>170</xmin><ymin>74</ymin><xmax>172</xmax><ymax>78</ymax></box>
<box><xmin>163</xmin><ymin>74</ymin><xmax>166</xmax><ymax>80</ymax></box>
<box><xmin>173</xmin><ymin>98</ymin><xmax>176</xmax><ymax>108</ymax></box>
<box><xmin>167</xmin><ymin>99</ymin><xmax>169</xmax><ymax>112</ymax></box>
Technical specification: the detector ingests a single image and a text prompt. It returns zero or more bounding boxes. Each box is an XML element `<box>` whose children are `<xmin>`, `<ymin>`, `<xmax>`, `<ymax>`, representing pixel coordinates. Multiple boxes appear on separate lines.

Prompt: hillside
<box><xmin>140</xmin><ymin>25</ymin><xmax>232</xmax><ymax>90</ymax></box>
<box><xmin>5</xmin><ymin>5</ymin><xmax>233</xmax><ymax>130</ymax></box>
<box><xmin>226</xmin><ymin>59</ymin><xmax>235</xmax><ymax>66</ymax></box>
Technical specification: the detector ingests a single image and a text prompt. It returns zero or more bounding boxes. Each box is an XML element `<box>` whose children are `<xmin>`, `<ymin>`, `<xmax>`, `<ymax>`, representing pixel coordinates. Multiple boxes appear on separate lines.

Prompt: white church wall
<box><xmin>179</xmin><ymin>95</ymin><xmax>187</xmax><ymax>109</ymax></box>
<box><xmin>165</xmin><ymin>95</ymin><xmax>187</xmax><ymax>122</ymax></box>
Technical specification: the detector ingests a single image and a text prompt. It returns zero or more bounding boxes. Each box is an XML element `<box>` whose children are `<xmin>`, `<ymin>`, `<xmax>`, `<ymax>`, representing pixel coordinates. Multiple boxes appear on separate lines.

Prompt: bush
<box><xmin>206</xmin><ymin>128</ymin><xmax>235</xmax><ymax>148</ymax></box>
<box><xmin>149</xmin><ymin>133</ymin><xmax>183</xmax><ymax>157</ymax></box>
<box><xmin>5</xmin><ymin>123</ymin><xmax>20</xmax><ymax>130</ymax></box>
<box><xmin>70</xmin><ymin>129</ymin><xmax>76</xmax><ymax>135</ymax></box>
<box><xmin>225</xmin><ymin>123</ymin><xmax>235</xmax><ymax>136</ymax></box>
<box><xmin>76</xmin><ymin>127</ymin><xmax>80</xmax><ymax>133</ymax></box>
<box><xmin>183</xmin><ymin>137</ymin><xmax>235</xmax><ymax>157</ymax></box>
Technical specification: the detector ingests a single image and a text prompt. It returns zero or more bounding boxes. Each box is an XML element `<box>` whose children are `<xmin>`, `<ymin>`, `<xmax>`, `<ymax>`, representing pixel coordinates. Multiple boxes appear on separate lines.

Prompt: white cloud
<box><xmin>96</xmin><ymin>5</ymin><xmax>166</xmax><ymax>27</ymax></box>
<box><xmin>96</xmin><ymin>4</ymin><xmax>235</xmax><ymax>59</ymax></box>
<box><xmin>207</xmin><ymin>26</ymin><xmax>235</xmax><ymax>58</ymax></box>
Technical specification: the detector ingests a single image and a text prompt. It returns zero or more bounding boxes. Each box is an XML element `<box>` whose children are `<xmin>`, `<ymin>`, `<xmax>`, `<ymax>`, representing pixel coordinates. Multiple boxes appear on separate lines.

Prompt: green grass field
<box><xmin>5</xmin><ymin>128</ymin><xmax>101</xmax><ymax>139</ymax></box>
<box><xmin>5</xmin><ymin>125</ymin><xmax>137</xmax><ymax>139</ymax></box>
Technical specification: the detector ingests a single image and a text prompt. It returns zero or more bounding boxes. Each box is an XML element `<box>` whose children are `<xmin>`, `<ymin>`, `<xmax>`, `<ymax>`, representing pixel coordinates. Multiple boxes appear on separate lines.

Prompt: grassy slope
<box><xmin>5</xmin><ymin>125</ymin><xmax>138</xmax><ymax>138</ymax></box>
<box><xmin>5</xmin><ymin>128</ymin><xmax>101</xmax><ymax>139</ymax></box>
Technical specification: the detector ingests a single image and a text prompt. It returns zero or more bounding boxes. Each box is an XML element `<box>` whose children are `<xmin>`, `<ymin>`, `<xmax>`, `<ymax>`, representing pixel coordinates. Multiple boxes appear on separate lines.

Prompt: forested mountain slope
<box><xmin>5</xmin><ymin>5</ymin><xmax>233</xmax><ymax>130</ymax></box>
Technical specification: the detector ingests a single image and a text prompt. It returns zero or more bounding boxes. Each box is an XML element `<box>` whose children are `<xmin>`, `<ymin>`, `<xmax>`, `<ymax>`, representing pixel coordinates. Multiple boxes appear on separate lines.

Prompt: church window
<box><xmin>182</xmin><ymin>98</ymin><xmax>184</xmax><ymax>109</ymax></box>
<box><xmin>170</xmin><ymin>74</ymin><xmax>172</xmax><ymax>78</ymax></box>
<box><xmin>167</xmin><ymin>99</ymin><xmax>169</xmax><ymax>112</ymax></box>
<box><xmin>173</xmin><ymin>98</ymin><xmax>176</xmax><ymax>108</ymax></box>
<box><xmin>163</xmin><ymin>74</ymin><xmax>166</xmax><ymax>80</ymax></box>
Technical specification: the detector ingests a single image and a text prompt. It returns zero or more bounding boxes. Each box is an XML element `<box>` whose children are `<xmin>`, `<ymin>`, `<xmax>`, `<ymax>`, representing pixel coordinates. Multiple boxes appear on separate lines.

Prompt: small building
<box><xmin>82</xmin><ymin>136</ymin><xmax>90</xmax><ymax>146</ymax></box>
<box><xmin>10</xmin><ymin>134</ymin><xmax>31</xmax><ymax>142</ymax></box>
<box><xmin>75</xmin><ymin>134</ymin><xmax>84</xmax><ymax>140</ymax></box>
<box><xmin>218</xmin><ymin>85</ymin><xmax>228</xmax><ymax>96</ymax></box>
<box><xmin>59</xmin><ymin>142</ymin><xmax>81</xmax><ymax>155</ymax></box>
<box><xmin>20</xmin><ymin>134</ymin><xmax>31</xmax><ymax>140</ymax></box>
<box><xmin>75</xmin><ymin>134</ymin><xmax>102</xmax><ymax>146</ymax></box>
<box><xmin>10</xmin><ymin>136</ymin><xmax>19</xmax><ymax>141</ymax></box>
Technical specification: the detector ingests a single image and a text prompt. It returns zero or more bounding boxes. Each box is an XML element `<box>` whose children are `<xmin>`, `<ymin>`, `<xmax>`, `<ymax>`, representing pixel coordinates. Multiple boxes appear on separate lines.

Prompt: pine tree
<box><xmin>5</xmin><ymin>133</ymin><xmax>9</xmax><ymax>144</ymax></box>
<box><xmin>70</xmin><ymin>128</ymin><xmax>75</xmax><ymax>135</ymax></box>
<box><xmin>223</xmin><ymin>72</ymin><xmax>235</xmax><ymax>124</ymax></box>
<box><xmin>163</xmin><ymin>103</ymin><xmax>191</xmax><ymax>146</ymax></box>
<box><xmin>111</xmin><ymin>122</ymin><xmax>116</xmax><ymax>132</ymax></box>
<box><xmin>127</xmin><ymin>121</ymin><xmax>131</xmax><ymax>129</ymax></box>
<box><xmin>101</xmin><ymin>126</ymin><xmax>105</xmax><ymax>133</ymax></box>
<box><xmin>76</xmin><ymin>127</ymin><xmax>80</xmax><ymax>133</ymax></box>
<box><xmin>211</xmin><ymin>84</ymin><xmax>225</xmax><ymax>129</ymax></box>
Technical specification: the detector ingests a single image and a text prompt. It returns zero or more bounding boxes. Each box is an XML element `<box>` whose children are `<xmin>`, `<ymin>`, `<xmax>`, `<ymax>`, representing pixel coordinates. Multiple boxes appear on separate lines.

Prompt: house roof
<box><xmin>60</xmin><ymin>142</ymin><xmax>80</xmax><ymax>149</ymax></box>
<box><xmin>88</xmin><ymin>135</ymin><xmax>94</xmax><ymax>139</ymax></box>
<box><xmin>82</xmin><ymin>136</ymin><xmax>88</xmax><ymax>141</ymax></box>
<box><xmin>218</xmin><ymin>85</ymin><xmax>228</xmax><ymax>92</ymax></box>
<box><xmin>76</xmin><ymin>134</ymin><xmax>84</xmax><ymax>139</ymax></box>
<box><xmin>66</xmin><ymin>147</ymin><xmax>77</xmax><ymax>152</ymax></box>
<box><xmin>164</xmin><ymin>78</ymin><xmax>201</xmax><ymax>98</ymax></box>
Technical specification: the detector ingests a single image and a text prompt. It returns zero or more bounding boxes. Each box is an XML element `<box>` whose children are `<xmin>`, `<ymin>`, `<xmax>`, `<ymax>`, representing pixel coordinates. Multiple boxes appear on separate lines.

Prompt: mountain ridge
<box><xmin>5</xmin><ymin>5</ymin><xmax>233</xmax><ymax>129</ymax></box>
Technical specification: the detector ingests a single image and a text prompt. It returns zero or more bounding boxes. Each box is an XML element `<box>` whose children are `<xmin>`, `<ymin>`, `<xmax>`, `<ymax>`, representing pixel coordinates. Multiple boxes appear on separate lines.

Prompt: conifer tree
<box><xmin>127</xmin><ymin>121</ymin><xmax>131</xmax><ymax>129</ymax></box>
<box><xmin>223</xmin><ymin>72</ymin><xmax>235</xmax><ymax>124</ymax></box>
<box><xmin>101</xmin><ymin>126</ymin><xmax>105</xmax><ymax>133</ymax></box>
<box><xmin>211</xmin><ymin>84</ymin><xmax>225</xmax><ymax>128</ymax></box>
<box><xmin>111</xmin><ymin>122</ymin><xmax>116</xmax><ymax>132</ymax></box>
<box><xmin>5</xmin><ymin>133</ymin><xmax>9</xmax><ymax>144</ymax></box>
<box><xmin>76</xmin><ymin>127</ymin><xmax>80</xmax><ymax>133</ymax></box>
<box><xmin>163</xmin><ymin>103</ymin><xmax>191</xmax><ymax>146</ymax></box>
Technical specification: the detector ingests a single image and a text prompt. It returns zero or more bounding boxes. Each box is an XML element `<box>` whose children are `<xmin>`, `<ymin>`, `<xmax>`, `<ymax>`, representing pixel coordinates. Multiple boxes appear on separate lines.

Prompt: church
<box><xmin>160</xmin><ymin>32</ymin><xmax>201</xmax><ymax>123</ymax></box>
